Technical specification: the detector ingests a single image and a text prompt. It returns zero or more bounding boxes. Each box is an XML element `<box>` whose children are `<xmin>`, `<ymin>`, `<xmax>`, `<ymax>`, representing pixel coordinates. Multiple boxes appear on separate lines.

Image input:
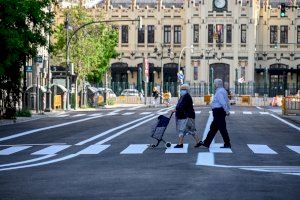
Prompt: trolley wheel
<box><xmin>165</xmin><ymin>142</ymin><xmax>171</xmax><ymax>148</ymax></box>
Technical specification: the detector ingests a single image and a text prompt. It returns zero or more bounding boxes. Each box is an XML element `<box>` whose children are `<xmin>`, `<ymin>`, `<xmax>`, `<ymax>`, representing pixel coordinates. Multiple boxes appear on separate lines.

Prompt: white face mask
<box><xmin>180</xmin><ymin>90</ymin><xmax>187</xmax><ymax>96</ymax></box>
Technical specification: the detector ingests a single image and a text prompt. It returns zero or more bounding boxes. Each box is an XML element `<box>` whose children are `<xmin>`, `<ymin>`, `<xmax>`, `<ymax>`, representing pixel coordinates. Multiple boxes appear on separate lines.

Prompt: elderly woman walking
<box><xmin>173</xmin><ymin>84</ymin><xmax>201</xmax><ymax>148</ymax></box>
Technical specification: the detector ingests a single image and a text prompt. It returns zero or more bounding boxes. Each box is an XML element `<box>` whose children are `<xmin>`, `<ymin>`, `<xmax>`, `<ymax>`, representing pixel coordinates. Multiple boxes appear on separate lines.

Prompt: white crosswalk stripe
<box><xmin>243</xmin><ymin>111</ymin><xmax>252</xmax><ymax>115</ymax></box>
<box><xmin>88</xmin><ymin>113</ymin><xmax>102</xmax><ymax>117</ymax></box>
<box><xmin>140</xmin><ymin>112</ymin><xmax>152</xmax><ymax>115</ymax></box>
<box><xmin>72</xmin><ymin>114</ymin><xmax>86</xmax><ymax>117</ymax></box>
<box><xmin>120</xmin><ymin>144</ymin><xmax>149</xmax><ymax>154</ymax></box>
<box><xmin>209</xmin><ymin>143</ymin><xmax>233</xmax><ymax>153</ymax></box>
<box><xmin>195</xmin><ymin>111</ymin><xmax>201</xmax><ymax>114</ymax></box>
<box><xmin>31</xmin><ymin>145</ymin><xmax>71</xmax><ymax>155</ymax></box>
<box><xmin>165</xmin><ymin>144</ymin><xmax>188</xmax><ymax>154</ymax></box>
<box><xmin>247</xmin><ymin>144</ymin><xmax>277</xmax><ymax>154</ymax></box>
<box><xmin>0</xmin><ymin>146</ymin><xmax>31</xmax><ymax>155</ymax></box>
<box><xmin>259</xmin><ymin>112</ymin><xmax>269</xmax><ymax>115</ymax></box>
<box><xmin>77</xmin><ymin>144</ymin><xmax>110</xmax><ymax>155</ymax></box>
<box><xmin>122</xmin><ymin>112</ymin><xmax>135</xmax><ymax>116</ymax></box>
<box><xmin>229</xmin><ymin>111</ymin><xmax>235</xmax><ymax>114</ymax></box>
<box><xmin>286</xmin><ymin>145</ymin><xmax>300</xmax><ymax>154</ymax></box>
<box><xmin>57</xmin><ymin>114</ymin><xmax>69</xmax><ymax>118</ymax></box>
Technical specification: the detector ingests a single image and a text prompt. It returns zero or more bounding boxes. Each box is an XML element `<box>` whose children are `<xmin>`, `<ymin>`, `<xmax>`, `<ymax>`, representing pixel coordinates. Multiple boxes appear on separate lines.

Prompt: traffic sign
<box><xmin>34</xmin><ymin>56</ymin><xmax>43</xmax><ymax>63</ymax></box>
<box><xmin>144</xmin><ymin>58</ymin><xmax>149</xmax><ymax>82</ymax></box>
<box><xmin>26</xmin><ymin>66</ymin><xmax>33</xmax><ymax>72</ymax></box>
<box><xmin>177</xmin><ymin>70</ymin><xmax>184</xmax><ymax>80</ymax></box>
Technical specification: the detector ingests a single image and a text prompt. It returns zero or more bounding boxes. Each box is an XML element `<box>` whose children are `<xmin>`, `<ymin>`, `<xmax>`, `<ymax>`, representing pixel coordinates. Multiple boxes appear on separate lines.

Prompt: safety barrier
<box><xmin>116</xmin><ymin>96</ymin><xmax>142</xmax><ymax>104</ymax></box>
<box><xmin>204</xmin><ymin>95</ymin><xmax>211</xmax><ymax>105</ymax></box>
<box><xmin>282</xmin><ymin>96</ymin><xmax>300</xmax><ymax>115</ymax></box>
<box><xmin>53</xmin><ymin>95</ymin><xmax>62</xmax><ymax>109</ymax></box>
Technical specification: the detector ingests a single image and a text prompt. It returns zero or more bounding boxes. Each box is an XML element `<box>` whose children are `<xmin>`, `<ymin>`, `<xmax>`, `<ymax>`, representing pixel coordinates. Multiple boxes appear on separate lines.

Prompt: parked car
<box><xmin>98</xmin><ymin>87</ymin><xmax>117</xmax><ymax>98</ymax></box>
<box><xmin>120</xmin><ymin>89</ymin><xmax>140</xmax><ymax>96</ymax></box>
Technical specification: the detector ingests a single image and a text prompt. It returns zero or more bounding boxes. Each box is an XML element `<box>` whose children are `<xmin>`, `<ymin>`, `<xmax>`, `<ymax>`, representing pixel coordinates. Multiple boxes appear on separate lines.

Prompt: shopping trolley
<box><xmin>149</xmin><ymin>112</ymin><xmax>173</xmax><ymax>148</ymax></box>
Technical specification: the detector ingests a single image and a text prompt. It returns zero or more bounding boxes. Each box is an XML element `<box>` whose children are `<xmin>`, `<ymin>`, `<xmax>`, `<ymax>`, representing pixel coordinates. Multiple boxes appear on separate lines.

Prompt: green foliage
<box><xmin>0</xmin><ymin>0</ymin><xmax>54</xmax><ymax>117</ymax></box>
<box><xmin>53</xmin><ymin>6</ymin><xmax>119</xmax><ymax>85</ymax></box>
<box><xmin>107</xmin><ymin>98</ymin><xmax>116</xmax><ymax>105</ymax></box>
<box><xmin>16</xmin><ymin>109</ymin><xmax>32</xmax><ymax>117</ymax></box>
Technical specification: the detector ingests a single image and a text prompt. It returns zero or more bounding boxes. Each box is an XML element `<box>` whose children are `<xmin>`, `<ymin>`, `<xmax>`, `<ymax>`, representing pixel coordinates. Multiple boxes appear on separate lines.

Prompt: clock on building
<box><xmin>213</xmin><ymin>0</ymin><xmax>227</xmax><ymax>11</ymax></box>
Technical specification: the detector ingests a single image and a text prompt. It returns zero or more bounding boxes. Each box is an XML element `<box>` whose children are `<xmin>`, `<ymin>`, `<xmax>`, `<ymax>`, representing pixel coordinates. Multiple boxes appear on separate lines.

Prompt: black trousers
<box><xmin>203</xmin><ymin>107</ymin><xmax>230</xmax><ymax>147</ymax></box>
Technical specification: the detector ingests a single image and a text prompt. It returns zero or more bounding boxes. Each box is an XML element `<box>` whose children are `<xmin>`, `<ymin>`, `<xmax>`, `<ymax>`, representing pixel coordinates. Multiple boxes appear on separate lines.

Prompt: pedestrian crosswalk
<box><xmin>1</xmin><ymin>143</ymin><xmax>300</xmax><ymax>157</ymax></box>
<box><xmin>52</xmin><ymin>110</ymin><xmax>271</xmax><ymax>118</ymax></box>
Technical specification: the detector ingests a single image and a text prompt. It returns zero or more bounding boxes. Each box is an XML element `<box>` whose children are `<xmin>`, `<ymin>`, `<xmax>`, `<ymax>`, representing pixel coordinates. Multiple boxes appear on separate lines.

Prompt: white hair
<box><xmin>214</xmin><ymin>79</ymin><xmax>223</xmax><ymax>88</ymax></box>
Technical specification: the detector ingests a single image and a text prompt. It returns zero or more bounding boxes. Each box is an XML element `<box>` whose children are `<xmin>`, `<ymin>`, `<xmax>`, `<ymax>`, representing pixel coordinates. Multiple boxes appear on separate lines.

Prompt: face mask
<box><xmin>180</xmin><ymin>90</ymin><xmax>187</xmax><ymax>96</ymax></box>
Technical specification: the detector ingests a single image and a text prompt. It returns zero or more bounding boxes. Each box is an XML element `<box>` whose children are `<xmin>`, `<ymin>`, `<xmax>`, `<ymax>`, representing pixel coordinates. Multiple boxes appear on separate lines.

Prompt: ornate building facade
<box><xmin>57</xmin><ymin>0</ymin><xmax>300</xmax><ymax>97</ymax></box>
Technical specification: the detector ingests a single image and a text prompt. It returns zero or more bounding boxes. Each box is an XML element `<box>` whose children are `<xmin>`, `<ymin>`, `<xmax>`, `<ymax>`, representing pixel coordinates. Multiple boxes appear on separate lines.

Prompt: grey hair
<box><xmin>214</xmin><ymin>79</ymin><xmax>223</xmax><ymax>88</ymax></box>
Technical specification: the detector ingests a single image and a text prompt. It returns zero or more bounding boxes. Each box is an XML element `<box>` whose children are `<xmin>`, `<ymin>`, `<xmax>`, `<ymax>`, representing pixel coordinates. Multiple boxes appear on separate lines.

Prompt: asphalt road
<box><xmin>0</xmin><ymin>105</ymin><xmax>299</xmax><ymax>200</ymax></box>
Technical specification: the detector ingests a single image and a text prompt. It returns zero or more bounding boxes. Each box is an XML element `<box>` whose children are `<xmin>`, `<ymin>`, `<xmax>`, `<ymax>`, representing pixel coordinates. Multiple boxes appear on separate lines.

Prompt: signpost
<box><xmin>26</xmin><ymin>66</ymin><xmax>33</xmax><ymax>72</ymax></box>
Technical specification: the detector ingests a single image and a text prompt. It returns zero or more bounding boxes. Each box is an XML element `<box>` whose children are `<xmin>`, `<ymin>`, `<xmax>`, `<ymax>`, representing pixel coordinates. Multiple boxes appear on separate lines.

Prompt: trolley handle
<box><xmin>169</xmin><ymin>111</ymin><xmax>175</xmax><ymax>119</ymax></box>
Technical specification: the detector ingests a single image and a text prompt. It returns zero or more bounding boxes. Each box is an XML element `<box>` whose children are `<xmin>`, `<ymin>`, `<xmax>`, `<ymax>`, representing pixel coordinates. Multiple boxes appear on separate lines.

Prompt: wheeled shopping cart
<box><xmin>149</xmin><ymin>112</ymin><xmax>173</xmax><ymax>148</ymax></box>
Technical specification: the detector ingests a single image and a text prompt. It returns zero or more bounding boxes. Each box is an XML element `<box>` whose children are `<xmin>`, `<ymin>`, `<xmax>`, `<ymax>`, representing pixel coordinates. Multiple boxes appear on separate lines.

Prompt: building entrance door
<box><xmin>270</xmin><ymin>74</ymin><xmax>286</xmax><ymax>97</ymax></box>
<box><xmin>209</xmin><ymin>63</ymin><xmax>230</xmax><ymax>92</ymax></box>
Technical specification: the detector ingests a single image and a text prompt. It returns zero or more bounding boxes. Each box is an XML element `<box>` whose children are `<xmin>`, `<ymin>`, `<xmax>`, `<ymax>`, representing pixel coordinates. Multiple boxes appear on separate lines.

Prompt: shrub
<box><xmin>16</xmin><ymin>109</ymin><xmax>32</xmax><ymax>117</ymax></box>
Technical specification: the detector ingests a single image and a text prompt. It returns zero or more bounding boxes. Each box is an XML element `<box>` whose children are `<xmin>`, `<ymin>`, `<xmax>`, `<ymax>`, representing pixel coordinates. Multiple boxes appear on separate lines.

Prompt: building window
<box><xmin>194</xmin><ymin>66</ymin><xmax>198</xmax><ymax>80</ymax></box>
<box><xmin>164</xmin><ymin>25</ymin><xmax>171</xmax><ymax>44</ymax></box>
<box><xmin>174</xmin><ymin>25</ymin><xmax>181</xmax><ymax>44</ymax></box>
<box><xmin>241</xmin><ymin>24</ymin><xmax>247</xmax><ymax>43</ymax></box>
<box><xmin>297</xmin><ymin>26</ymin><xmax>300</xmax><ymax>44</ymax></box>
<box><xmin>193</xmin><ymin>24</ymin><xmax>199</xmax><ymax>43</ymax></box>
<box><xmin>147</xmin><ymin>25</ymin><xmax>155</xmax><ymax>44</ymax></box>
<box><xmin>280</xmin><ymin>25</ymin><xmax>288</xmax><ymax>44</ymax></box>
<box><xmin>270</xmin><ymin>25</ymin><xmax>278</xmax><ymax>44</ymax></box>
<box><xmin>226</xmin><ymin>24</ymin><xmax>232</xmax><ymax>43</ymax></box>
<box><xmin>121</xmin><ymin>25</ymin><xmax>128</xmax><ymax>43</ymax></box>
<box><xmin>208</xmin><ymin>24</ymin><xmax>213</xmax><ymax>43</ymax></box>
<box><xmin>138</xmin><ymin>25</ymin><xmax>145</xmax><ymax>44</ymax></box>
<box><xmin>216</xmin><ymin>24</ymin><xmax>224</xmax><ymax>43</ymax></box>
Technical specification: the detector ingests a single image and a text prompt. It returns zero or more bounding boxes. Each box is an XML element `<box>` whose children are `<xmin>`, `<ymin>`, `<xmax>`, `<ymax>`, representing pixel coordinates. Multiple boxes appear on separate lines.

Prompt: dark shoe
<box><xmin>174</xmin><ymin>144</ymin><xmax>183</xmax><ymax>148</ymax></box>
<box><xmin>220</xmin><ymin>143</ymin><xmax>231</xmax><ymax>148</ymax></box>
<box><xmin>194</xmin><ymin>141</ymin><xmax>203</xmax><ymax>148</ymax></box>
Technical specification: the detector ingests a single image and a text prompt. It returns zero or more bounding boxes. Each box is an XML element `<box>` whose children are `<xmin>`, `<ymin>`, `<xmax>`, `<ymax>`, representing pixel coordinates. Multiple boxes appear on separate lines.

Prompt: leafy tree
<box><xmin>53</xmin><ymin>6</ymin><xmax>118</xmax><ymax>91</ymax></box>
<box><xmin>0</xmin><ymin>0</ymin><xmax>54</xmax><ymax>118</ymax></box>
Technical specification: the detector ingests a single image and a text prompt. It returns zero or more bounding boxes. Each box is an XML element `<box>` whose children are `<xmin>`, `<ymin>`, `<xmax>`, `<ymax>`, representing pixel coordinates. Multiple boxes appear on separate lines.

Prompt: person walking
<box><xmin>198</xmin><ymin>78</ymin><xmax>231</xmax><ymax>148</ymax></box>
<box><xmin>173</xmin><ymin>84</ymin><xmax>200</xmax><ymax>148</ymax></box>
<box><xmin>152</xmin><ymin>87</ymin><xmax>160</xmax><ymax>107</ymax></box>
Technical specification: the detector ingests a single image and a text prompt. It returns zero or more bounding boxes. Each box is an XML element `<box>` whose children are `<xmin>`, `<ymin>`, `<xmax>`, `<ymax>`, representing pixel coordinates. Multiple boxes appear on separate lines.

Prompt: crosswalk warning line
<box><xmin>165</xmin><ymin>144</ymin><xmax>188</xmax><ymax>154</ymax></box>
<box><xmin>31</xmin><ymin>145</ymin><xmax>71</xmax><ymax>155</ymax></box>
<box><xmin>0</xmin><ymin>146</ymin><xmax>31</xmax><ymax>155</ymax></box>
<box><xmin>120</xmin><ymin>144</ymin><xmax>149</xmax><ymax>154</ymax></box>
<box><xmin>247</xmin><ymin>144</ymin><xmax>277</xmax><ymax>154</ymax></box>
<box><xmin>77</xmin><ymin>144</ymin><xmax>110</xmax><ymax>155</ymax></box>
<box><xmin>122</xmin><ymin>112</ymin><xmax>135</xmax><ymax>116</ymax></box>
<box><xmin>286</xmin><ymin>145</ymin><xmax>300</xmax><ymax>154</ymax></box>
<box><xmin>209</xmin><ymin>143</ymin><xmax>233</xmax><ymax>153</ymax></box>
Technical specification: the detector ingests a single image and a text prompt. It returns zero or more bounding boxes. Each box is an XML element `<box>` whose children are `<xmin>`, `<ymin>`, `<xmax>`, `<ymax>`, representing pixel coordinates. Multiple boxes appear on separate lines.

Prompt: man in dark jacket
<box><xmin>173</xmin><ymin>84</ymin><xmax>200</xmax><ymax>148</ymax></box>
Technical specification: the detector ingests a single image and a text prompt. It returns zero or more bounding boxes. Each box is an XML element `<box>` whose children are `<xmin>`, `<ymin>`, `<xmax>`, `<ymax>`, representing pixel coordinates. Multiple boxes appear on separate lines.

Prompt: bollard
<box><xmin>282</xmin><ymin>97</ymin><xmax>286</xmax><ymax>115</ymax></box>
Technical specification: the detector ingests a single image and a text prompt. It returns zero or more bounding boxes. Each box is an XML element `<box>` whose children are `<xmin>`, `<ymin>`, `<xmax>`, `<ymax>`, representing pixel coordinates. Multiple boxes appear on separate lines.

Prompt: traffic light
<box><xmin>280</xmin><ymin>3</ymin><xmax>286</xmax><ymax>17</ymax></box>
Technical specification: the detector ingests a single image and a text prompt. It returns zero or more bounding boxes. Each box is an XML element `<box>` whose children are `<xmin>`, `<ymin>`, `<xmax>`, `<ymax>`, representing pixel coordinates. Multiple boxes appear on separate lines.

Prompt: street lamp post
<box><xmin>45</xmin><ymin>5</ymin><xmax>52</xmax><ymax>112</ymax></box>
<box><xmin>202</xmin><ymin>48</ymin><xmax>214</xmax><ymax>94</ymax></box>
<box><xmin>178</xmin><ymin>45</ymin><xmax>194</xmax><ymax>97</ymax></box>
<box><xmin>64</xmin><ymin>16</ymin><xmax>142</xmax><ymax>108</ymax></box>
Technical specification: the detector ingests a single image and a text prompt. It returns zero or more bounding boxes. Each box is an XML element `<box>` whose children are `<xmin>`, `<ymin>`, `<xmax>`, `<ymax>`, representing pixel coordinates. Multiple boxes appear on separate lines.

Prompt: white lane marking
<box><xmin>122</xmin><ymin>112</ymin><xmax>135</xmax><ymax>116</ymax></box>
<box><xmin>0</xmin><ymin>146</ymin><xmax>31</xmax><ymax>155</ymax></box>
<box><xmin>128</xmin><ymin>105</ymin><xmax>144</xmax><ymax>110</ymax></box>
<box><xmin>0</xmin><ymin>155</ymin><xmax>55</xmax><ymax>168</ymax></box>
<box><xmin>77</xmin><ymin>144</ymin><xmax>110</xmax><ymax>155</ymax></box>
<box><xmin>256</xmin><ymin>106</ymin><xmax>263</xmax><ymax>110</ymax></box>
<box><xmin>209</xmin><ymin>143</ymin><xmax>233</xmax><ymax>153</ymax></box>
<box><xmin>243</xmin><ymin>111</ymin><xmax>252</xmax><ymax>115</ymax></box>
<box><xmin>286</xmin><ymin>145</ymin><xmax>300</xmax><ymax>154</ymax></box>
<box><xmin>120</xmin><ymin>144</ymin><xmax>149</xmax><ymax>154</ymax></box>
<box><xmin>259</xmin><ymin>112</ymin><xmax>269</xmax><ymax>115</ymax></box>
<box><xmin>229</xmin><ymin>111</ymin><xmax>235</xmax><ymax>114</ymax></box>
<box><xmin>0</xmin><ymin>114</ymin><xmax>104</xmax><ymax>142</ymax></box>
<box><xmin>165</xmin><ymin>144</ymin><xmax>188</xmax><ymax>154</ymax></box>
<box><xmin>0</xmin><ymin>143</ymin><xmax>66</xmax><ymax>147</ymax></box>
<box><xmin>157</xmin><ymin>112</ymin><xmax>168</xmax><ymax>115</ymax></box>
<box><xmin>196</xmin><ymin>152</ymin><xmax>215</xmax><ymax>166</ymax></box>
<box><xmin>96</xmin><ymin>115</ymin><xmax>158</xmax><ymax>145</ymax></box>
<box><xmin>72</xmin><ymin>114</ymin><xmax>86</xmax><ymax>117</ymax></box>
<box><xmin>0</xmin><ymin>153</ymin><xmax>79</xmax><ymax>172</ymax></box>
<box><xmin>247</xmin><ymin>144</ymin><xmax>277</xmax><ymax>154</ymax></box>
<box><xmin>88</xmin><ymin>113</ymin><xmax>102</xmax><ymax>117</ymax></box>
<box><xmin>195</xmin><ymin>111</ymin><xmax>201</xmax><ymax>114</ymax></box>
<box><xmin>140</xmin><ymin>112</ymin><xmax>152</xmax><ymax>115</ymax></box>
<box><xmin>57</xmin><ymin>114</ymin><xmax>69</xmax><ymax>118</ymax></box>
<box><xmin>269</xmin><ymin>114</ymin><xmax>300</xmax><ymax>132</ymax></box>
<box><xmin>202</xmin><ymin>112</ymin><xmax>213</xmax><ymax>141</ymax></box>
<box><xmin>76</xmin><ymin>114</ymin><xmax>155</xmax><ymax>146</ymax></box>
<box><xmin>31</xmin><ymin>145</ymin><xmax>71</xmax><ymax>155</ymax></box>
